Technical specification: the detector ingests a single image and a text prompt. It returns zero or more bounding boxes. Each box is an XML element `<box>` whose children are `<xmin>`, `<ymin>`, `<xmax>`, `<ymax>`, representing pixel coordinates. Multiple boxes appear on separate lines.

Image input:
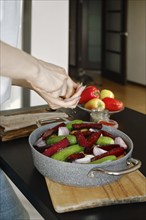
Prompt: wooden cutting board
<box><xmin>45</xmin><ymin>170</ymin><xmax>146</xmax><ymax>213</ymax></box>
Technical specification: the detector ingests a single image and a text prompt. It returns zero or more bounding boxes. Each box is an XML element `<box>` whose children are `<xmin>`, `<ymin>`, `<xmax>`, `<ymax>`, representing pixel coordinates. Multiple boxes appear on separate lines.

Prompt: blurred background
<box><xmin>1</xmin><ymin>0</ymin><xmax>146</xmax><ymax>113</ymax></box>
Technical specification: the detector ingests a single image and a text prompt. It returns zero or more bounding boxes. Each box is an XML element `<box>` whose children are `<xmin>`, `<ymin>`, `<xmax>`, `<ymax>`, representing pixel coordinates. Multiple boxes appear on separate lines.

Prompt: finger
<box><xmin>33</xmin><ymin>86</ymin><xmax>81</xmax><ymax>109</ymax></box>
<box><xmin>49</xmin><ymin>90</ymin><xmax>61</xmax><ymax>98</ymax></box>
<box><xmin>47</xmin><ymin>95</ymin><xmax>81</xmax><ymax>109</ymax></box>
<box><xmin>64</xmin><ymin>78</ymin><xmax>79</xmax><ymax>99</ymax></box>
<box><xmin>49</xmin><ymin>84</ymin><xmax>67</xmax><ymax>98</ymax></box>
<box><xmin>51</xmin><ymin>81</ymin><xmax>68</xmax><ymax>99</ymax></box>
<box><xmin>46</xmin><ymin>97</ymin><xmax>79</xmax><ymax>109</ymax></box>
<box><xmin>59</xmin><ymin>81</ymin><xmax>68</xmax><ymax>98</ymax></box>
<box><xmin>65</xmin><ymin>85</ymin><xmax>85</xmax><ymax>101</ymax></box>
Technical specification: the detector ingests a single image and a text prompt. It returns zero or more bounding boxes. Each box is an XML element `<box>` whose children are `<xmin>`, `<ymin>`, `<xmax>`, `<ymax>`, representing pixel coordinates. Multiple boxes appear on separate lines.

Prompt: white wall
<box><xmin>127</xmin><ymin>0</ymin><xmax>146</xmax><ymax>85</ymax></box>
<box><xmin>1</xmin><ymin>0</ymin><xmax>23</xmax><ymax>110</ymax></box>
<box><xmin>30</xmin><ymin>0</ymin><xmax>69</xmax><ymax>106</ymax></box>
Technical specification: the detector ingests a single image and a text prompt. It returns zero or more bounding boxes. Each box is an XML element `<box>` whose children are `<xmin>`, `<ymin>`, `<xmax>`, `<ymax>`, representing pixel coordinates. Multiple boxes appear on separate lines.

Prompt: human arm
<box><xmin>0</xmin><ymin>41</ymin><xmax>85</xmax><ymax>109</ymax></box>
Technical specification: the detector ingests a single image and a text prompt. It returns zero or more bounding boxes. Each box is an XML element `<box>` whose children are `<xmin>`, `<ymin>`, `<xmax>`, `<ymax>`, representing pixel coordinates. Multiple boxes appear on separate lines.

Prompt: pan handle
<box><xmin>88</xmin><ymin>158</ymin><xmax>142</xmax><ymax>177</ymax></box>
<box><xmin>36</xmin><ymin>117</ymin><xmax>69</xmax><ymax>128</ymax></box>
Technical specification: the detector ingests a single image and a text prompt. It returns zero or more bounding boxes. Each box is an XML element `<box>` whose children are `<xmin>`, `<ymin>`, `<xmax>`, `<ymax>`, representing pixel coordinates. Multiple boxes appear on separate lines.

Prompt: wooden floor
<box><xmin>70</xmin><ymin>69</ymin><xmax>146</xmax><ymax>114</ymax></box>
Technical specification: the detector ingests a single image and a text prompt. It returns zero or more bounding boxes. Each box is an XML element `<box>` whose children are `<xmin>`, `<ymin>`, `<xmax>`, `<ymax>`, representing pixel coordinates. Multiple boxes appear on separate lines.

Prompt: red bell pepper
<box><xmin>102</xmin><ymin>97</ymin><xmax>124</xmax><ymax>111</ymax></box>
<box><xmin>79</xmin><ymin>86</ymin><xmax>100</xmax><ymax>104</ymax></box>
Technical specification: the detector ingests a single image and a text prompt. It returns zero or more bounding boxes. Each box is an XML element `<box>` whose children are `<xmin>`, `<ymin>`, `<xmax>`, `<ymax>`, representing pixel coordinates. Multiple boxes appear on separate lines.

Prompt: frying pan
<box><xmin>29</xmin><ymin>121</ymin><xmax>141</xmax><ymax>187</ymax></box>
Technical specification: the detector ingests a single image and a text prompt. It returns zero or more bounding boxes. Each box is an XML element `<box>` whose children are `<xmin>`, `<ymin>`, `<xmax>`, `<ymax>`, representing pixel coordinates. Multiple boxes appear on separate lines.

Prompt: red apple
<box><xmin>84</xmin><ymin>98</ymin><xmax>105</xmax><ymax>111</ymax></box>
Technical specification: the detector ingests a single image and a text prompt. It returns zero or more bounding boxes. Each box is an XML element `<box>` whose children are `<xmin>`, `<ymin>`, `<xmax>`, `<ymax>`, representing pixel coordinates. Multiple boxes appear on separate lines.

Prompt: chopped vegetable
<box><xmin>46</xmin><ymin>134</ymin><xmax>77</xmax><ymax>145</ymax></box>
<box><xmin>89</xmin><ymin>155</ymin><xmax>117</xmax><ymax>164</ymax></box>
<box><xmin>96</xmin><ymin>136</ymin><xmax>114</xmax><ymax>145</ymax></box>
<box><xmin>93</xmin><ymin>146</ymin><xmax>107</xmax><ymax>156</ymax></box>
<box><xmin>91</xmin><ymin>147</ymin><xmax>125</xmax><ymax>162</ymax></box>
<box><xmin>43</xmin><ymin>138</ymin><xmax>70</xmax><ymax>157</ymax></box>
<box><xmin>35</xmin><ymin>137</ymin><xmax>46</xmax><ymax>147</ymax></box>
<box><xmin>34</xmin><ymin>120</ymin><xmax>128</xmax><ymax>164</ymax></box>
<box><xmin>75</xmin><ymin>132</ymin><xmax>89</xmax><ymax>148</ymax></box>
<box><xmin>114</xmin><ymin>137</ymin><xmax>127</xmax><ymax>149</ymax></box>
<box><xmin>51</xmin><ymin>144</ymin><xmax>84</xmax><ymax>161</ymax></box>
<box><xmin>99</xmin><ymin>144</ymin><xmax>120</xmax><ymax>151</ymax></box>
<box><xmin>58</xmin><ymin>127</ymin><xmax>70</xmax><ymax>136</ymax></box>
<box><xmin>101</xmin><ymin>130</ymin><xmax>115</xmax><ymax>139</ymax></box>
<box><xmin>42</xmin><ymin>122</ymin><xmax>66</xmax><ymax>140</ymax></box>
<box><xmin>72</xmin><ymin>123</ymin><xmax>102</xmax><ymax>130</ymax></box>
<box><xmin>67</xmin><ymin>152</ymin><xmax>85</xmax><ymax>162</ymax></box>
<box><xmin>66</xmin><ymin>119</ymin><xmax>83</xmax><ymax>131</ymax></box>
<box><xmin>87</xmin><ymin>131</ymin><xmax>102</xmax><ymax>147</ymax></box>
<box><xmin>74</xmin><ymin>155</ymin><xmax>94</xmax><ymax>164</ymax></box>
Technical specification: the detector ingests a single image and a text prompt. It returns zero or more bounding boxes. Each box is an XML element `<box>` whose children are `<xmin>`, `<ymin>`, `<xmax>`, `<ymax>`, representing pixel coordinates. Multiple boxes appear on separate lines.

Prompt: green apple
<box><xmin>84</xmin><ymin>98</ymin><xmax>105</xmax><ymax>111</ymax></box>
<box><xmin>100</xmin><ymin>89</ymin><xmax>114</xmax><ymax>100</ymax></box>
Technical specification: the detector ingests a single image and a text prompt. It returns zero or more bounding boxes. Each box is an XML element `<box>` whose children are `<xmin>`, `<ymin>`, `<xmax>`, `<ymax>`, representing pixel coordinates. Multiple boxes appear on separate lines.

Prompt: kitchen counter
<box><xmin>0</xmin><ymin>106</ymin><xmax>146</xmax><ymax>220</ymax></box>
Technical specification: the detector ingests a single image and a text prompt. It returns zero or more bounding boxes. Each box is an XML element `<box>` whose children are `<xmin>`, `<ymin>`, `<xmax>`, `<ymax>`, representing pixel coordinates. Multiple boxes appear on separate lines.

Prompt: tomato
<box><xmin>102</xmin><ymin>97</ymin><xmax>124</xmax><ymax>111</ymax></box>
<box><xmin>79</xmin><ymin>86</ymin><xmax>100</xmax><ymax>104</ymax></box>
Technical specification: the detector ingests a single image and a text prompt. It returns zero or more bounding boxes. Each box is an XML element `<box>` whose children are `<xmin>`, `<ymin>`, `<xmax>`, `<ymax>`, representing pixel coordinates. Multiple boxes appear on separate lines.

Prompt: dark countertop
<box><xmin>0</xmin><ymin>106</ymin><xmax>146</xmax><ymax>220</ymax></box>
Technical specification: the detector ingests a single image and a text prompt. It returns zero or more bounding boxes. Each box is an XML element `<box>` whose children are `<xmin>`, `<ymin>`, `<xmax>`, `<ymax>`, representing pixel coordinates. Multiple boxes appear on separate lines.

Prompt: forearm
<box><xmin>0</xmin><ymin>41</ymin><xmax>68</xmax><ymax>92</ymax></box>
<box><xmin>0</xmin><ymin>41</ymin><xmax>85</xmax><ymax>109</ymax></box>
<box><xmin>0</xmin><ymin>41</ymin><xmax>39</xmax><ymax>83</ymax></box>
<box><xmin>12</xmin><ymin>79</ymin><xmax>33</xmax><ymax>89</ymax></box>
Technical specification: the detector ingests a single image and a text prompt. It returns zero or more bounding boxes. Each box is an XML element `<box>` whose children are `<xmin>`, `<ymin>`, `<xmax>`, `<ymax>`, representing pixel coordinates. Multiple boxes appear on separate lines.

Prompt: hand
<box><xmin>27</xmin><ymin>60</ymin><xmax>85</xmax><ymax>109</ymax></box>
<box><xmin>33</xmin><ymin>79</ymin><xmax>85</xmax><ymax>109</ymax></box>
<box><xmin>0</xmin><ymin>41</ymin><xmax>69</xmax><ymax>94</ymax></box>
<box><xmin>28</xmin><ymin>59</ymin><xmax>68</xmax><ymax>93</ymax></box>
<box><xmin>0</xmin><ymin>41</ymin><xmax>85</xmax><ymax>109</ymax></box>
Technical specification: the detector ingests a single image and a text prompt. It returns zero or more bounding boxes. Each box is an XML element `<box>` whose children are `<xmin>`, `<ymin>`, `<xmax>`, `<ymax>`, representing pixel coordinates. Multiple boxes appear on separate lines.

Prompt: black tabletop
<box><xmin>0</xmin><ymin>107</ymin><xmax>146</xmax><ymax>220</ymax></box>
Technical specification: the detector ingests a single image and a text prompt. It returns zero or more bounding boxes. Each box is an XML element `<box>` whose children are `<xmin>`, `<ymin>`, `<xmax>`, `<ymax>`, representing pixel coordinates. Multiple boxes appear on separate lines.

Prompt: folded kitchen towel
<box><xmin>0</xmin><ymin>112</ymin><xmax>68</xmax><ymax>132</ymax></box>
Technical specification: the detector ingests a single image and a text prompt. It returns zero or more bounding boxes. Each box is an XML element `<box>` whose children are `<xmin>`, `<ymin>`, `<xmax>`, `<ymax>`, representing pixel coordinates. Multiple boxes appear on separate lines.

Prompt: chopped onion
<box><xmin>93</xmin><ymin>146</ymin><xmax>107</xmax><ymax>156</ymax></box>
<box><xmin>58</xmin><ymin>126</ymin><xmax>70</xmax><ymax>136</ymax></box>
<box><xmin>35</xmin><ymin>137</ymin><xmax>46</xmax><ymax>147</ymax></box>
<box><xmin>89</xmin><ymin>128</ymin><xmax>97</xmax><ymax>132</ymax></box>
<box><xmin>74</xmin><ymin>155</ymin><xmax>94</xmax><ymax>164</ymax></box>
<box><xmin>114</xmin><ymin>137</ymin><xmax>127</xmax><ymax>149</ymax></box>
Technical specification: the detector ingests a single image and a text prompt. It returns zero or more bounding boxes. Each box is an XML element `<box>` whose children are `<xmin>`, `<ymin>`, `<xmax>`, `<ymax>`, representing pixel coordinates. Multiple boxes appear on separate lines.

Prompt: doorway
<box><xmin>69</xmin><ymin>0</ymin><xmax>127</xmax><ymax>84</ymax></box>
<box><xmin>69</xmin><ymin>0</ymin><xmax>102</xmax><ymax>70</ymax></box>
<box><xmin>102</xmin><ymin>0</ymin><xmax>128</xmax><ymax>84</ymax></box>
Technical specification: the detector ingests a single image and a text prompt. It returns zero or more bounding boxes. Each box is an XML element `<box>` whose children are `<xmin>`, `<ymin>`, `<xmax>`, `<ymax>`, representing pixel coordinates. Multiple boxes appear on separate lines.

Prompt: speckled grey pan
<box><xmin>29</xmin><ymin>122</ymin><xmax>141</xmax><ymax>187</ymax></box>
